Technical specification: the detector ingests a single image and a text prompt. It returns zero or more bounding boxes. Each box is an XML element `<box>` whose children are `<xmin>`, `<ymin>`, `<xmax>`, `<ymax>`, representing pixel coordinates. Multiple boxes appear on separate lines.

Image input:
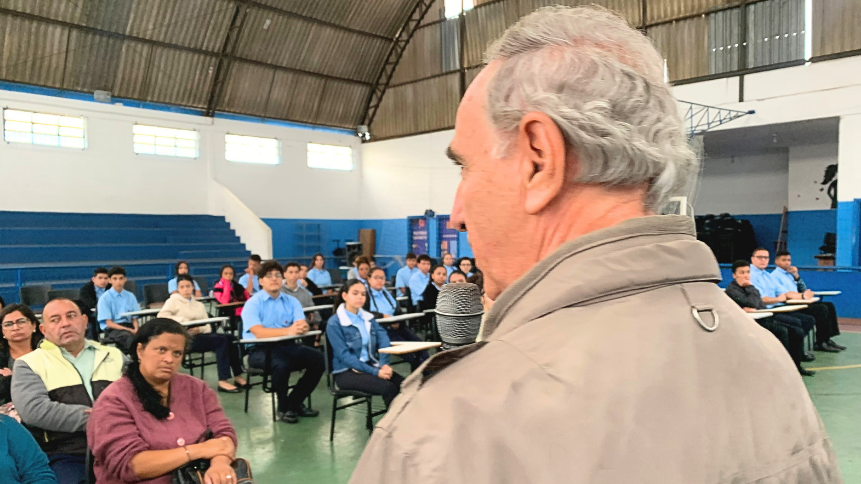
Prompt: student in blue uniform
<box><xmin>96</xmin><ymin>266</ymin><xmax>140</xmax><ymax>354</ymax></box>
<box><xmin>457</xmin><ymin>257</ymin><xmax>475</xmax><ymax>278</ymax></box>
<box><xmin>238</xmin><ymin>254</ymin><xmax>262</xmax><ymax>295</ymax></box>
<box><xmin>395</xmin><ymin>253</ymin><xmax>419</xmax><ymax>297</ymax></box>
<box><xmin>364</xmin><ymin>268</ymin><xmax>428</xmax><ymax>371</ymax></box>
<box><xmin>307</xmin><ymin>253</ymin><xmax>333</xmax><ymax>287</ymax></box>
<box><xmin>167</xmin><ymin>261</ymin><xmax>202</xmax><ymax>297</ymax></box>
<box><xmin>408</xmin><ymin>255</ymin><xmax>433</xmax><ymax>307</ymax></box>
<box><xmin>442</xmin><ymin>253</ymin><xmax>456</xmax><ymax>277</ymax></box>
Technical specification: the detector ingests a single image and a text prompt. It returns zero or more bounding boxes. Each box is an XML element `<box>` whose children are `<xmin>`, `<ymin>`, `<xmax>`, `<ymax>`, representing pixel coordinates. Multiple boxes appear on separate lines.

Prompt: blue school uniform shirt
<box><xmin>94</xmin><ymin>285</ymin><xmax>106</xmax><ymax>301</ymax></box>
<box><xmin>444</xmin><ymin>265</ymin><xmax>455</xmax><ymax>277</ymax></box>
<box><xmin>307</xmin><ymin>268</ymin><xmax>332</xmax><ymax>287</ymax></box>
<box><xmin>771</xmin><ymin>267</ymin><xmax>800</xmax><ymax>294</ymax></box>
<box><xmin>395</xmin><ymin>266</ymin><xmax>418</xmax><ymax>296</ymax></box>
<box><xmin>409</xmin><ymin>271</ymin><xmax>430</xmax><ymax>306</ymax></box>
<box><xmin>97</xmin><ymin>288</ymin><xmax>141</xmax><ymax>330</ymax></box>
<box><xmin>750</xmin><ymin>265</ymin><xmax>781</xmax><ymax>308</ymax></box>
<box><xmin>167</xmin><ymin>277</ymin><xmax>200</xmax><ymax>293</ymax></box>
<box><xmin>369</xmin><ymin>287</ymin><xmax>397</xmax><ymax>316</ymax></box>
<box><xmin>241</xmin><ymin>290</ymin><xmax>305</xmax><ymax>341</ymax></box>
<box><xmin>238</xmin><ymin>274</ymin><xmax>260</xmax><ymax>293</ymax></box>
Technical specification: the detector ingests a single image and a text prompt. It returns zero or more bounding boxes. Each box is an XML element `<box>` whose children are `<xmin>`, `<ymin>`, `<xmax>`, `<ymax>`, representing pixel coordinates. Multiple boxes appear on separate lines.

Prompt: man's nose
<box><xmin>450</xmin><ymin>184</ymin><xmax>468</xmax><ymax>232</ymax></box>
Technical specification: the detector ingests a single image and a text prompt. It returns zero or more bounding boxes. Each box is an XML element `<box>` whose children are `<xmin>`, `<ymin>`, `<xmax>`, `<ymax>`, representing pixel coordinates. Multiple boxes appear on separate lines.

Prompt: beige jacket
<box><xmin>157</xmin><ymin>294</ymin><xmax>211</xmax><ymax>333</ymax></box>
<box><xmin>351</xmin><ymin>215</ymin><xmax>840</xmax><ymax>484</ymax></box>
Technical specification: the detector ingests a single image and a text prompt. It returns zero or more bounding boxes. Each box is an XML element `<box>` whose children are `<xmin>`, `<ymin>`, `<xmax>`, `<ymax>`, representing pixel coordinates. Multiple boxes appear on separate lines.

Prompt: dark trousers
<box><xmin>49</xmin><ymin>453</ymin><xmax>85</xmax><ymax>484</ymax></box>
<box><xmin>800</xmin><ymin>301</ymin><xmax>840</xmax><ymax>343</ymax></box>
<box><xmin>759</xmin><ymin>318</ymin><xmax>805</xmax><ymax>368</ymax></box>
<box><xmin>248</xmin><ymin>344</ymin><xmax>324</xmax><ymax>413</ymax></box>
<box><xmin>103</xmin><ymin>327</ymin><xmax>135</xmax><ymax>354</ymax></box>
<box><xmin>774</xmin><ymin>313</ymin><xmax>815</xmax><ymax>334</ymax></box>
<box><xmin>334</xmin><ymin>370</ymin><xmax>405</xmax><ymax>407</ymax></box>
<box><xmin>386</xmin><ymin>324</ymin><xmax>429</xmax><ymax>372</ymax></box>
<box><xmin>190</xmin><ymin>333</ymin><xmax>244</xmax><ymax>381</ymax></box>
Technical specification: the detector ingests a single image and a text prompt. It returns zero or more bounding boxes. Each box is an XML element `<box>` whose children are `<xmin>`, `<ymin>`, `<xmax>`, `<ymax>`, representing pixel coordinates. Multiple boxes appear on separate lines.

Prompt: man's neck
<box><xmin>265</xmin><ymin>288</ymin><xmax>281</xmax><ymax>299</ymax></box>
<box><xmin>370</xmin><ymin>286</ymin><xmax>384</xmax><ymax>293</ymax></box>
<box><xmin>285</xmin><ymin>281</ymin><xmax>299</xmax><ymax>290</ymax></box>
<box><xmin>62</xmin><ymin>341</ymin><xmax>86</xmax><ymax>357</ymax></box>
<box><xmin>112</xmin><ymin>287</ymin><xmax>123</xmax><ymax>293</ymax></box>
<box><xmin>8</xmin><ymin>339</ymin><xmax>31</xmax><ymax>358</ymax></box>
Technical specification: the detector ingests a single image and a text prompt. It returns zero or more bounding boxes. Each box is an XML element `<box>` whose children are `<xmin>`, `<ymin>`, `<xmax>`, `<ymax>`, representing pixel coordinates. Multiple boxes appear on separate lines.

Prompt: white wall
<box><xmin>839</xmin><ymin>115</ymin><xmax>861</xmax><ymax>202</ymax></box>
<box><xmin>360</xmin><ymin>130</ymin><xmax>460</xmax><ymax>219</ymax></box>
<box><xmin>694</xmin><ymin>151</ymin><xmax>788</xmax><ymax>215</ymax></box>
<box><xmin>0</xmin><ymin>89</ymin><xmax>363</xmax><ymax>218</ymax></box>
<box><xmin>788</xmin><ymin>143</ymin><xmax>838</xmax><ymax>211</ymax></box>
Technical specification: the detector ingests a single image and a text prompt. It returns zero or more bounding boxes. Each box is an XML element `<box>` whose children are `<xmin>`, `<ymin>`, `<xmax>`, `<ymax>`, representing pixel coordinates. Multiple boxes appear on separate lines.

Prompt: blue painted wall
<box><xmin>715</xmin><ymin>210</ymin><xmax>835</xmax><ymax>265</ymax></box>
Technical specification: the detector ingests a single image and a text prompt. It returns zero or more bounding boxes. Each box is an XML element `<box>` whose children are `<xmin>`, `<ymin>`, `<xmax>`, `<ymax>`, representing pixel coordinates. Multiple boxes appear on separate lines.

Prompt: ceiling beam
<box><xmin>362</xmin><ymin>0</ymin><xmax>435</xmax><ymax>130</ymax></box>
<box><xmin>205</xmin><ymin>1</ymin><xmax>251</xmax><ymax>116</ymax></box>
<box><xmin>0</xmin><ymin>7</ymin><xmax>373</xmax><ymax>88</ymax></box>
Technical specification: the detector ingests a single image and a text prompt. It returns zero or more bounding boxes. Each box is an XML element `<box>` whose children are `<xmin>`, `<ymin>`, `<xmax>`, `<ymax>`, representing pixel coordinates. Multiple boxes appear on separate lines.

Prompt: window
<box><xmin>307</xmin><ymin>143</ymin><xmax>353</xmax><ymax>171</ymax></box>
<box><xmin>444</xmin><ymin>0</ymin><xmax>473</xmax><ymax>18</ymax></box>
<box><xmin>3</xmin><ymin>109</ymin><xmax>85</xmax><ymax>148</ymax></box>
<box><xmin>225</xmin><ymin>134</ymin><xmax>280</xmax><ymax>164</ymax></box>
<box><xmin>133</xmin><ymin>124</ymin><xmax>198</xmax><ymax>158</ymax></box>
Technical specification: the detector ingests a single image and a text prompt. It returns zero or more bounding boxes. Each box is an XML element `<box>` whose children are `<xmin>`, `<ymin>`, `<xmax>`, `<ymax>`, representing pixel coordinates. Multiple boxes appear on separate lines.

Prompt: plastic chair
<box><xmin>193</xmin><ymin>276</ymin><xmax>210</xmax><ymax>295</ymax></box>
<box><xmin>143</xmin><ymin>284</ymin><xmax>170</xmax><ymax>308</ymax></box>
<box><xmin>19</xmin><ymin>285</ymin><xmax>52</xmax><ymax>308</ymax></box>
<box><xmin>47</xmin><ymin>289</ymin><xmax>80</xmax><ymax>302</ymax></box>
<box><xmin>323</xmin><ymin>336</ymin><xmax>385</xmax><ymax>440</ymax></box>
<box><xmin>123</xmin><ymin>280</ymin><xmax>138</xmax><ymax>300</ymax></box>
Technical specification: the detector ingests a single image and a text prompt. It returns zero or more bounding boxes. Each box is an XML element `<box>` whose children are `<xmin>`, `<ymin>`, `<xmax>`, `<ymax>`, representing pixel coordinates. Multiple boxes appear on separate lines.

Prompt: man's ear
<box><xmin>517</xmin><ymin>112</ymin><xmax>568</xmax><ymax>214</ymax></box>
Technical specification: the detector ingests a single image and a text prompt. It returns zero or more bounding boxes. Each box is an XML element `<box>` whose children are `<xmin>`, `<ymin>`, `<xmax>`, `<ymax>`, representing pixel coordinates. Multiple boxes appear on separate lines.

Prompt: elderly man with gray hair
<box><xmin>350</xmin><ymin>6</ymin><xmax>839</xmax><ymax>484</ymax></box>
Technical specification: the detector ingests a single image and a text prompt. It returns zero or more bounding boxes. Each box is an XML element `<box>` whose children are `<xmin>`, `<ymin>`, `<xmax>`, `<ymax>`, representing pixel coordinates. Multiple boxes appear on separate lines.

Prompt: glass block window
<box><xmin>225</xmin><ymin>134</ymin><xmax>280</xmax><ymax>165</ymax></box>
<box><xmin>133</xmin><ymin>124</ymin><xmax>198</xmax><ymax>158</ymax></box>
<box><xmin>307</xmin><ymin>143</ymin><xmax>353</xmax><ymax>171</ymax></box>
<box><xmin>3</xmin><ymin>109</ymin><xmax>86</xmax><ymax>148</ymax></box>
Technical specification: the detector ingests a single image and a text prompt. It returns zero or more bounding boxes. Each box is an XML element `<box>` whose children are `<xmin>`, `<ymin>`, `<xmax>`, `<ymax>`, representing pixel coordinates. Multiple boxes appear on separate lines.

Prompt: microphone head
<box><xmin>435</xmin><ymin>283</ymin><xmax>483</xmax><ymax>348</ymax></box>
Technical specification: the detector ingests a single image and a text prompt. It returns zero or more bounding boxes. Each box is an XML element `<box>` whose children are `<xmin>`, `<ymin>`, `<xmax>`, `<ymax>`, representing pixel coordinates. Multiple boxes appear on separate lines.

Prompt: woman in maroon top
<box><xmin>88</xmin><ymin>319</ymin><xmax>238</xmax><ymax>484</ymax></box>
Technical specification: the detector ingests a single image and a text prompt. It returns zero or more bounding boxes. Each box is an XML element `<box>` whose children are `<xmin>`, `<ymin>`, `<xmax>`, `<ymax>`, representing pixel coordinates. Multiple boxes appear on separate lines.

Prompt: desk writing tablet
<box><xmin>786</xmin><ymin>298</ymin><xmax>819</xmax><ymax>304</ymax></box>
<box><xmin>813</xmin><ymin>291</ymin><xmax>841</xmax><ymax>297</ymax></box>
<box><xmin>379</xmin><ymin>342</ymin><xmax>441</xmax><ymax>355</ymax></box>
<box><xmin>756</xmin><ymin>305</ymin><xmax>807</xmax><ymax>313</ymax></box>
<box><xmin>749</xmin><ymin>312</ymin><xmax>773</xmax><ymax>320</ymax></box>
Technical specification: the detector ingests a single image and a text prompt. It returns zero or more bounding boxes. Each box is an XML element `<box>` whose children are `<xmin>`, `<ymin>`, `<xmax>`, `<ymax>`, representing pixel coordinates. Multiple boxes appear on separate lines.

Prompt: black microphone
<box><xmin>435</xmin><ymin>283</ymin><xmax>483</xmax><ymax>349</ymax></box>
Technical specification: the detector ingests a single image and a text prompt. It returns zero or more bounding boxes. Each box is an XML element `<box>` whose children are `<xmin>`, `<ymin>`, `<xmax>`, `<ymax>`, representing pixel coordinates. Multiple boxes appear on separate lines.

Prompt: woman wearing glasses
<box><xmin>0</xmin><ymin>304</ymin><xmax>43</xmax><ymax>405</ymax></box>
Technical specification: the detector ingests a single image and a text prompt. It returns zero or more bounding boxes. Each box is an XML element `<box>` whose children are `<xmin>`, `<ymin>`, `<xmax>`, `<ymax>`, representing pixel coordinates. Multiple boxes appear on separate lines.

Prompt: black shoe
<box><xmin>828</xmin><ymin>340</ymin><xmax>847</xmax><ymax>351</ymax></box>
<box><xmin>799</xmin><ymin>367</ymin><xmax>816</xmax><ymax>377</ymax></box>
<box><xmin>801</xmin><ymin>353</ymin><xmax>816</xmax><ymax>362</ymax></box>
<box><xmin>277</xmin><ymin>411</ymin><xmax>299</xmax><ymax>424</ymax></box>
<box><xmin>295</xmin><ymin>405</ymin><xmax>319</xmax><ymax>418</ymax></box>
<box><xmin>814</xmin><ymin>342</ymin><xmax>840</xmax><ymax>353</ymax></box>
<box><xmin>217</xmin><ymin>385</ymin><xmax>241</xmax><ymax>394</ymax></box>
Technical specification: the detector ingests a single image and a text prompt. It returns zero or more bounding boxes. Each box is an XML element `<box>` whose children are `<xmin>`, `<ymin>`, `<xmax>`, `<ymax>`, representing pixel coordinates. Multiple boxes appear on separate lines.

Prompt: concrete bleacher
<box><xmin>0</xmin><ymin>211</ymin><xmax>251</xmax><ymax>304</ymax></box>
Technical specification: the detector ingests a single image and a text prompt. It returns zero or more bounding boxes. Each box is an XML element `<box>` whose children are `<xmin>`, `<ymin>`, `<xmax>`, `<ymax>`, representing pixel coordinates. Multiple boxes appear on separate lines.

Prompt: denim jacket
<box><xmin>327</xmin><ymin>305</ymin><xmax>391</xmax><ymax>376</ymax></box>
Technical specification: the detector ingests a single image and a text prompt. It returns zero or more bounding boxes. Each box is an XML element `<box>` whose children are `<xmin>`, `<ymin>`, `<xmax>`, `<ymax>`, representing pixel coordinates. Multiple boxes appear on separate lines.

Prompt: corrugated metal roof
<box><xmin>812</xmin><ymin>0</ymin><xmax>861</xmax><ymax>58</ymax></box>
<box><xmin>0</xmin><ymin>15</ymin><xmax>68</xmax><ymax>88</ymax></box>
<box><xmin>235</xmin><ymin>7</ymin><xmax>389</xmax><ymax>84</ymax></box>
<box><xmin>463</xmin><ymin>1</ymin><xmax>520</xmax><ymax>68</ymax></box>
<box><xmin>646</xmin><ymin>0</ymin><xmax>734</xmax><ymax>25</ymax></box>
<box><xmin>255</xmin><ymin>0</ymin><xmax>415</xmax><ymax>38</ymax></box>
<box><xmin>648</xmin><ymin>15</ymin><xmax>708</xmax><ymax>81</ymax></box>
<box><xmin>373</xmin><ymin>72</ymin><xmax>460</xmax><ymax>139</ymax></box>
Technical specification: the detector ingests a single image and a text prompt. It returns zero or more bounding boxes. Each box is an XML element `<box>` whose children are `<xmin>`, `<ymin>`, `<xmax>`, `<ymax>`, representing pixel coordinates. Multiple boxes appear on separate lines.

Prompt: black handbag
<box><xmin>173</xmin><ymin>430</ymin><xmax>253</xmax><ymax>484</ymax></box>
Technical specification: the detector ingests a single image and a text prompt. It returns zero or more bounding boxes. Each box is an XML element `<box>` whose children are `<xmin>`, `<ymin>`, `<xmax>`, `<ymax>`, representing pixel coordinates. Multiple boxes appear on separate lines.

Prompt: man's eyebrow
<box><xmin>446</xmin><ymin>146</ymin><xmax>464</xmax><ymax>165</ymax></box>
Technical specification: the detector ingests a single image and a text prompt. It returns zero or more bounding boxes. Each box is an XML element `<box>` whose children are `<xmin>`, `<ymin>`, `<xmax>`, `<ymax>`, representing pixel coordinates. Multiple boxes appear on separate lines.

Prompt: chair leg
<box><xmin>200</xmin><ymin>353</ymin><xmax>205</xmax><ymax>380</ymax></box>
<box><xmin>366</xmin><ymin>398</ymin><xmax>373</xmax><ymax>434</ymax></box>
<box><xmin>271</xmin><ymin>392</ymin><xmax>277</xmax><ymax>422</ymax></box>
<box><xmin>244</xmin><ymin>381</ymin><xmax>250</xmax><ymax>414</ymax></box>
<box><xmin>329</xmin><ymin>397</ymin><xmax>338</xmax><ymax>441</ymax></box>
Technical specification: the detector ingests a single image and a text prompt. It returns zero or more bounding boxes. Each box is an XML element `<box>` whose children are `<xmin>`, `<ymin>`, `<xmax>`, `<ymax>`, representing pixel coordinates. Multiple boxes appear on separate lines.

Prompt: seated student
<box><xmin>346</xmin><ymin>255</ymin><xmax>360</xmax><ymax>280</ymax></box>
<box><xmin>281</xmin><ymin>263</ymin><xmax>321</xmax><ymax>329</ymax></box>
<box><xmin>395</xmin><ymin>253</ymin><xmax>419</xmax><ymax>297</ymax></box>
<box><xmin>158</xmin><ymin>275</ymin><xmax>246</xmax><ymax>393</ymax></box>
<box><xmin>408</xmin><ymin>255</ymin><xmax>433</xmax><ymax>307</ymax></box>
<box><xmin>212</xmin><ymin>265</ymin><xmax>249</xmax><ymax>317</ymax></box>
<box><xmin>442</xmin><ymin>252</ymin><xmax>456</xmax><ymax>277</ymax></box>
<box><xmin>78</xmin><ymin>267</ymin><xmax>110</xmax><ymax>312</ymax></box>
<box><xmin>354</xmin><ymin>256</ymin><xmax>372</xmax><ymax>286</ymax></box>
<box><xmin>725</xmin><ymin>261</ymin><xmax>813</xmax><ymax>376</ymax></box>
<box><xmin>0</xmin><ymin>304</ymin><xmax>43</xmax><ymax>405</ymax></box>
<box><xmin>457</xmin><ymin>257</ymin><xmax>475</xmax><ymax>278</ymax></box>
<box><xmin>87</xmin><ymin>319</ymin><xmax>237</xmax><ymax>484</ymax></box>
<box><xmin>327</xmin><ymin>280</ymin><xmax>404</xmax><ymax>407</ymax></box>
<box><xmin>12</xmin><ymin>298</ymin><xmax>125</xmax><ymax>484</ymax></box>
<box><xmin>307</xmin><ymin>253</ymin><xmax>333</xmax><ymax>288</ymax></box>
<box><xmin>167</xmin><ymin>261</ymin><xmax>202</xmax><ymax>298</ymax></box>
<box><xmin>96</xmin><ymin>267</ymin><xmax>141</xmax><ymax>355</ymax></box>
<box><xmin>241</xmin><ymin>261</ymin><xmax>323</xmax><ymax>424</ymax></box>
<box><xmin>448</xmin><ymin>270</ymin><xmax>468</xmax><ymax>284</ymax></box>
<box><xmin>772</xmin><ymin>250</ymin><xmax>845</xmax><ymax>351</ymax></box>
<box><xmin>364</xmin><ymin>268</ymin><xmax>428</xmax><ymax>372</ymax></box>
<box><xmin>750</xmin><ymin>248</ymin><xmax>835</xmax><ymax>353</ymax></box>
<box><xmin>298</xmin><ymin>264</ymin><xmax>322</xmax><ymax>296</ymax></box>
<box><xmin>0</xmin><ymin>413</ymin><xmax>57</xmax><ymax>484</ymax></box>
<box><xmin>420</xmin><ymin>265</ymin><xmax>448</xmax><ymax>312</ymax></box>
<box><xmin>238</xmin><ymin>254</ymin><xmax>262</xmax><ymax>295</ymax></box>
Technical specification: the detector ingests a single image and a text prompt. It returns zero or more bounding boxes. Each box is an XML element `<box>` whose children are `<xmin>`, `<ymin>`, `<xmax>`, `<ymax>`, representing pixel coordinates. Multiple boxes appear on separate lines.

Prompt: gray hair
<box><xmin>485</xmin><ymin>6</ymin><xmax>697</xmax><ymax>211</ymax></box>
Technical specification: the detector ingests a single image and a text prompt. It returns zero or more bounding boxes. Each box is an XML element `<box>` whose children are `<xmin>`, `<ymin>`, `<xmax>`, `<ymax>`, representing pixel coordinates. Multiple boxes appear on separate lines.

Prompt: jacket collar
<box><xmin>481</xmin><ymin>215</ymin><xmax>721</xmax><ymax>341</ymax></box>
<box><xmin>337</xmin><ymin>304</ymin><xmax>373</xmax><ymax>327</ymax></box>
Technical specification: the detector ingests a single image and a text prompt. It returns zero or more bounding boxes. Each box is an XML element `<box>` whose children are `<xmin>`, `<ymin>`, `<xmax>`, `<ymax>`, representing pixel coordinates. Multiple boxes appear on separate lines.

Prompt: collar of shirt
<box><xmin>59</xmin><ymin>340</ymin><xmax>96</xmax><ymax>360</ymax></box>
<box><xmin>259</xmin><ymin>290</ymin><xmax>286</xmax><ymax>302</ymax></box>
<box><xmin>107</xmin><ymin>288</ymin><xmax>126</xmax><ymax>298</ymax></box>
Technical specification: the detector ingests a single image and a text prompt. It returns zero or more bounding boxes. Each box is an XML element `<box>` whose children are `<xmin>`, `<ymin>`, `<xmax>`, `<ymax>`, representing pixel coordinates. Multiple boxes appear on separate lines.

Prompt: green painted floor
<box><xmin>197</xmin><ymin>332</ymin><xmax>861</xmax><ymax>482</ymax></box>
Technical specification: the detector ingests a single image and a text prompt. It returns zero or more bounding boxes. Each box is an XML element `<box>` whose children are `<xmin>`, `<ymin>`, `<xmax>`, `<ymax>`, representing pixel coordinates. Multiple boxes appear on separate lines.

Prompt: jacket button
<box><xmin>167</xmin><ymin>412</ymin><xmax>175</xmax><ymax>420</ymax></box>
<box><xmin>177</xmin><ymin>438</ymin><xmax>185</xmax><ymax>446</ymax></box>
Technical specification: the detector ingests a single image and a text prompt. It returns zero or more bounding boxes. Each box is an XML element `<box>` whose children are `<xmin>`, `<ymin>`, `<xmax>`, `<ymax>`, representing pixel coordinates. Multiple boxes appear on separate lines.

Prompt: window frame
<box><xmin>132</xmin><ymin>123</ymin><xmax>200</xmax><ymax>159</ymax></box>
<box><xmin>306</xmin><ymin>142</ymin><xmax>354</xmax><ymax>171</ymax></box>
<box><xmin>2</xmin><ymin>108</ymin><xmax>87</xmax><ymax>150</ymax></box>
<box><xmin>224</xmin><ymin>133</ymin><xmax>281</xmax><ymax>165</ymax></box>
